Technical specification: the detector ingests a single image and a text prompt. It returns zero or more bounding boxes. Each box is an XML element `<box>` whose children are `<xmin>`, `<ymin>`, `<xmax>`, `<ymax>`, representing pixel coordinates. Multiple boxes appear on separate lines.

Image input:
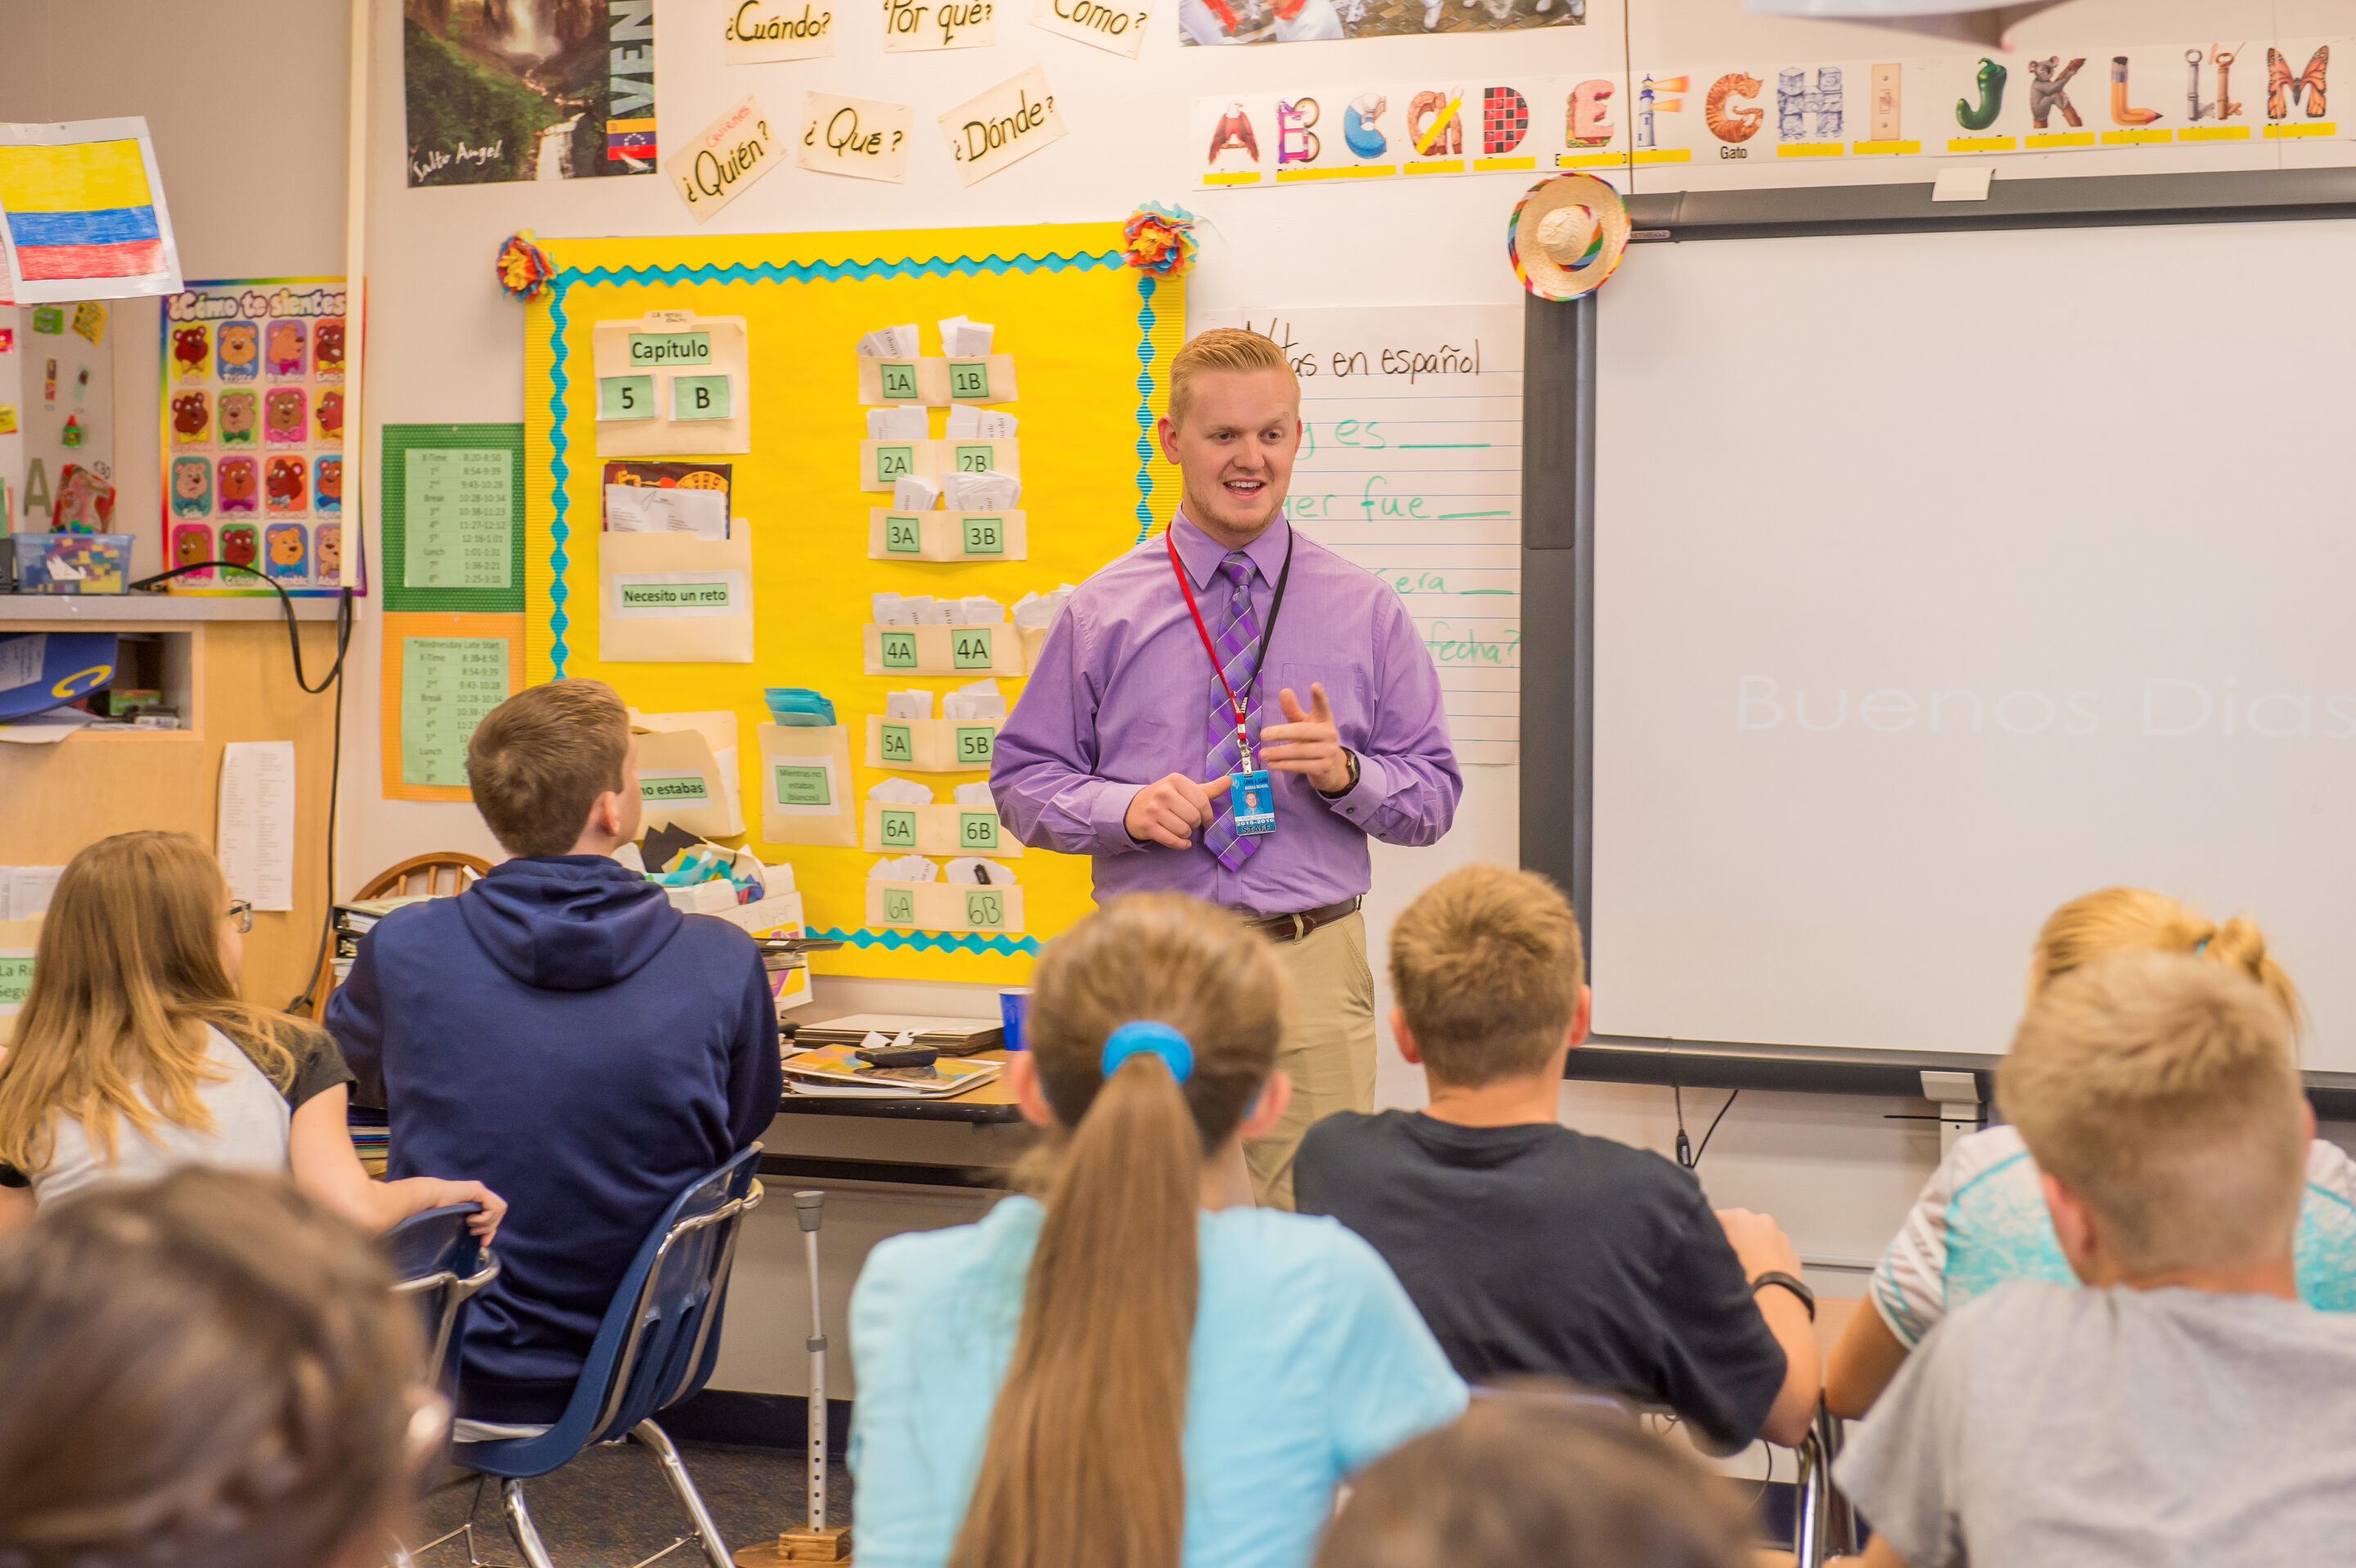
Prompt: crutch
<box><xmin>733</xmin><ymin>1191</ymin><xmax>851</xmax><ymax>1565</ymax></box>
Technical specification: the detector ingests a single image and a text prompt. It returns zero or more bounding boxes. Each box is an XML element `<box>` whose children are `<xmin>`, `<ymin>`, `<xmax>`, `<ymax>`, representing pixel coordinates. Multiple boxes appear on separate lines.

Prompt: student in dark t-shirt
<box><xmin>1296</xmin><ymin>865</ymin><xmax>1820</xmax><ymax>1451</ymax></box>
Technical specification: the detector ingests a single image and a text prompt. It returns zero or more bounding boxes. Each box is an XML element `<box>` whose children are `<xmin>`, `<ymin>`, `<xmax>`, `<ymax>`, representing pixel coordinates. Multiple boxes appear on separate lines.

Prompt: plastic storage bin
<box><xmin>11</xmin><ymin>532</ymin><xmax>133</xmax><ymax>595</ymax></box>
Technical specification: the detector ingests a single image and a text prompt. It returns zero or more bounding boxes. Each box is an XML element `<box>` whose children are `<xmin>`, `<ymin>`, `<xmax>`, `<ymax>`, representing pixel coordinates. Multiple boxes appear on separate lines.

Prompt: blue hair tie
<box><xmin>1101</xmin><ymin>1020</ymin><xmax>1194</xmax><ymax>1084</ymax></box>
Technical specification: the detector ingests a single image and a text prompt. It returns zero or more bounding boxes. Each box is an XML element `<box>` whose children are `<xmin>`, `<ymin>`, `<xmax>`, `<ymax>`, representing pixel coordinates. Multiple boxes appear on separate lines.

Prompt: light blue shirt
<box><xmin>848</xmin><ymin>1196</ymin><xmax>1468</xmax><ymax>1568</ymax></box>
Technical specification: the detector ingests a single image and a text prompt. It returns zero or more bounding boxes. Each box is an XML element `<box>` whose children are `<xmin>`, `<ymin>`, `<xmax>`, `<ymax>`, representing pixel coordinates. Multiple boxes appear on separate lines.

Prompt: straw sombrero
<box><xmin>1506</xmin><ymin>173</ymin><xmax>1632</xmax><ymax>301</ymax></box>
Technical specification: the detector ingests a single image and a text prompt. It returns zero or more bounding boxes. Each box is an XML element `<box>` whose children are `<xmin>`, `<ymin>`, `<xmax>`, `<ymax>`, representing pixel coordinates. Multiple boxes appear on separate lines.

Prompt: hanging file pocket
<box><xmin>600</xmin><ymin>524</ymin><xmax>756</xmax><ymax>664</ymax></box>
<box><xmin>868</xmin><ymin>509</ymin><xmax>1027</xmax><ymax>562</ymax></box>
<box><xmin>757</xmin><ymin>722</ymin><xmax>858</xmax><ymax>847</ymax></box>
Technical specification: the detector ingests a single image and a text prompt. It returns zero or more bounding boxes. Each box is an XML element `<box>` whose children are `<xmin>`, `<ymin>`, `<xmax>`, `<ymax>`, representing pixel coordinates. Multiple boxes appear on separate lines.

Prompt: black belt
<box><xmin>1240</xmin><ymin>896</ymin><xmax>1361</xmax><ymax>944</ymax></box>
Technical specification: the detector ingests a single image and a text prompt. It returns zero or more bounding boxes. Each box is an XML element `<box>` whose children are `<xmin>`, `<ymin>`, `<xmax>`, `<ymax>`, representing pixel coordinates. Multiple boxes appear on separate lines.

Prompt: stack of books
<box><xmin>786</xmin><ymin>1013</ymin><xmax>1003</xmax><ymax>1058</ymax></box>
<box><xmin>331</xmin><ymin>895</ymin><xmax>441</xmax><ymax>983</ymax></box>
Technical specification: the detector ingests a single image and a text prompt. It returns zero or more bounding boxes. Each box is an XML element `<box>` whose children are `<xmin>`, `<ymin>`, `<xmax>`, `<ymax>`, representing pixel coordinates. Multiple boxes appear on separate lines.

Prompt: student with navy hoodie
<box><xmin>329</xmin><ymin>678</ymin><xmax>780</xmax><ymax>1428</ymax></box>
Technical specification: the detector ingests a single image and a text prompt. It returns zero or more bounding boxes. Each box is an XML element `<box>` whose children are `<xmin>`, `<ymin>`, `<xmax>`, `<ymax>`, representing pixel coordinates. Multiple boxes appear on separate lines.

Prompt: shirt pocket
<box><xmin>1278</xmin><ymin>662</ymin><xmax>1366</xmax><ymax>742</ymax></box>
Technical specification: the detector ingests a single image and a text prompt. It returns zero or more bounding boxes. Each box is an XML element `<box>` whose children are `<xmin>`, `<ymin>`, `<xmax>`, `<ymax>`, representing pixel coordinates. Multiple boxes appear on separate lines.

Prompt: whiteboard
<box><xmin>1591</xmin><ymin>214</ymin><xmax>2356</xmax><ymax>1071</ymax></box>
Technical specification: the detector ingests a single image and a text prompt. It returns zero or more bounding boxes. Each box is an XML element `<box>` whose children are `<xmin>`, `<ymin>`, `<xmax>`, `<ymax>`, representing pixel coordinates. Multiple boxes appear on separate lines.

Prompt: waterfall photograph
<box><xmin>403</xmin><ymin>0</ymin><xmax>656</xmax><ymax>185</ymax></box>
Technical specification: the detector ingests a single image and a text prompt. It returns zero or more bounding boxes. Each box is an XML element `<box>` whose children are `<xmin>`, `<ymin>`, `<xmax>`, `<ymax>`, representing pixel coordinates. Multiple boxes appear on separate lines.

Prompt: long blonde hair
<box><xmin>950</xmin><ymin>894</ymin><xmax>1287</xmax><ymax>1568</ymax></box>
<box><xmin>0</xmin><ymin>832</ymin><xmax>297</xmax><ymax>1171</ymax></box>
<box><xmin>2033</xmin><ymin>887</ymin><xmax>2304</xmax><ymax>1036</ymax></box>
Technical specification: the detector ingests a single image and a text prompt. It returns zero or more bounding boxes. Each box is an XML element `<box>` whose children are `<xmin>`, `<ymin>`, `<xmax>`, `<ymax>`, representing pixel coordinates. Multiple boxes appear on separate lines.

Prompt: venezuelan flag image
<box><xmin>0</xmin><ymin>131</ymin><xmax>176</xmax><ymax>293</ymax></box>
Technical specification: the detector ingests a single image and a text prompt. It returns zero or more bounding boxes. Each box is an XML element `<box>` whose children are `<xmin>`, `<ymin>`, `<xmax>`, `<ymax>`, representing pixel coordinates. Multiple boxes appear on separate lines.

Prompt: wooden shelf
<box><xmin>0</xmin><ymin>594</ymin><xmax>357</xmax><ymax>624</ymax></box>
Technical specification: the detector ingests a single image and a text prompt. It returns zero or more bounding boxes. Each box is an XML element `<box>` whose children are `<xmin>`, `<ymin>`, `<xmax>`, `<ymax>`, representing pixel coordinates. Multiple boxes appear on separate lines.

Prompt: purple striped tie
<box><xmin>1202</xmin><ymin>551</ymin><xmax>1262</xmax><ymax>870</ymax></box>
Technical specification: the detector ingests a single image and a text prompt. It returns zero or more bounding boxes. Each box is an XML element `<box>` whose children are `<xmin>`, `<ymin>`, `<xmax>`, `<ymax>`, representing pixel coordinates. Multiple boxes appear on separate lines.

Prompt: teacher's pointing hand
<box><xmin>1260</xmin><ymin>683</ymin><xmax>1354</xmax><ymax>793</ymax></box>
<box><xmin>1125</xmin><ymin>772</ymin><xmax>1235</xmax><ymax>850</ymax></box>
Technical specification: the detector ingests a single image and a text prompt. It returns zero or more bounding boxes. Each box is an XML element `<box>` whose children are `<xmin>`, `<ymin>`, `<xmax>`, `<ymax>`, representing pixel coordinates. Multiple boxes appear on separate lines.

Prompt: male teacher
<box><xmin>993</xmin><ymin>327</ymin><xmax>1461</xmax><ymax>1207</ymax></box>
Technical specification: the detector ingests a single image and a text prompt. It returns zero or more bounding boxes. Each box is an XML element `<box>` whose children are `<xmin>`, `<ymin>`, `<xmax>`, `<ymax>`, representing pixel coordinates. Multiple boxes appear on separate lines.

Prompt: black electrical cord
<box><xmin>1691</xmin><ymin>1090</ymin><xmax>1739</xmax><ymax>1168</ymax></box>
<box><xmin>127</xmin><ymin>560</ymin><xmax>356</xmax><ymax>1010</ymax></box>
<box><xmin>129</xmin><ymin>559</ymin><xmax>356</xmax><ymax>693</ymax></box>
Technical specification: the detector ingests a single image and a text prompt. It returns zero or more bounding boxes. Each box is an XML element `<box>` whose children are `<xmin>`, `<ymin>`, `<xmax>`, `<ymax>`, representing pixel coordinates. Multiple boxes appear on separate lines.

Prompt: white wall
<box><xmin>14</xmin><ymin>0</ymin><xmax>2356</xmax><ymax>1405</ymax></box>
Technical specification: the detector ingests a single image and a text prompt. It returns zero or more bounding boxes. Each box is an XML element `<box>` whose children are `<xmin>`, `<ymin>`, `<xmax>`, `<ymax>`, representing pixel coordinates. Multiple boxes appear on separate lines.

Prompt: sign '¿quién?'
<box><xmin>667</xmin><ymin>95</ymin><xmax>783</xmax><ymax>222</ymax></box>
<box><xmin>798</xmin><ymin>91</ymin><xmax>916</xmax><ymax>183</ymax></box>
<box><xmin>940</xmin><ymin>65</ymin><xmax>1066</xmax><ymax>186</ymax></box>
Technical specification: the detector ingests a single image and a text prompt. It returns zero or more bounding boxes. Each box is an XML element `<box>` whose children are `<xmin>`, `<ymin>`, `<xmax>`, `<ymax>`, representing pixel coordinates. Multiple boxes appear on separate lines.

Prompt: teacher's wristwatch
<box><xmin>1316</xmin><ymin>748</ymin><xmax>1361</xmax><ymax>799</ymax></box>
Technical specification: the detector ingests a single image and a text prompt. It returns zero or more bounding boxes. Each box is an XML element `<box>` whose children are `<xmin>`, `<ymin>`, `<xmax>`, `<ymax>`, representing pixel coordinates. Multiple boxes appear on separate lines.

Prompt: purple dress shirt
<box><xmin>991</xmin><ymin>515</ymin><xmax>1462</xmax><ymax>914</ymax></box>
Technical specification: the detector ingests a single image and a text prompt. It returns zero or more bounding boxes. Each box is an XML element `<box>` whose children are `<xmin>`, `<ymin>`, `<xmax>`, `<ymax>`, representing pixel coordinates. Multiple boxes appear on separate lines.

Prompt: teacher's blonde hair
<box><xmin>1168</xmin><ymin>328</ymin><xmax>1297</xmax><ymax>427</ymax></box>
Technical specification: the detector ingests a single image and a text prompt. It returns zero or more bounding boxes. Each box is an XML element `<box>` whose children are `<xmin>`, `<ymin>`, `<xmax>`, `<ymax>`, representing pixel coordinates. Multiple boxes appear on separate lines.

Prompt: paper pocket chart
<box><xmin>593</xmin><ymin>311</ymin><xmax>751</xmax><ymax>456</ymax></box>
<box><xmin>856</xmin><ymin>352</ymin><xmax>1018</xmax><ymax>407</ymax></box>
<box><xmin>857</xmin><ymin>436</ymin><xmax>1018</xmax><ymax>492</ymax></box>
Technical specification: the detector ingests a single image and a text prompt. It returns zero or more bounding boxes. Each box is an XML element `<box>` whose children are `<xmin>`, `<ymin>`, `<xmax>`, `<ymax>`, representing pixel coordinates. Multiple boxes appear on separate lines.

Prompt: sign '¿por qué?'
<box><xmin>666</xmin><ymin>95</ymin><xmax>783</xmax><ymax>222</ymax></box>
<box><xmin>940</xmin><ymin>65</ymin><xmax>1065</xmax><ymax>186</ymax></box>
<box><xmin>883</xmin><ymin>0</ymin><xmax>994</xmax><ymax>50</ymax></box>
<box><xmin>1028</xmin><ymin>0</ymin><xmax>1152</xmax><ymax>57</ymax></box>
<box><xmin>724</xmin><ymin>0</ymin><xmax>834</xmax><ymax>61</ymax></box>
<box><xmin>798</xmin><ymin>91</ymin><xmax>916</xmax><ymax>183</ymax></box>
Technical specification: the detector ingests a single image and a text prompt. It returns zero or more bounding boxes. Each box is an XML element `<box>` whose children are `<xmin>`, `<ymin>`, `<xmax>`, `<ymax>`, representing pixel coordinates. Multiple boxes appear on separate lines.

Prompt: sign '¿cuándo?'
<box><xmin>666</xmin><ymin>95</ymin><xmax>783</xmax><ymax>222</ymax></box>
<box><xmin>939</xmin><ymin>65</ymin><xmax>1065</xmax><ymax>186</ymax></box>
<box><xmin>725</xmin><ymin>0</ymin><xmax>834</xmax><ymax>61</ymax></box>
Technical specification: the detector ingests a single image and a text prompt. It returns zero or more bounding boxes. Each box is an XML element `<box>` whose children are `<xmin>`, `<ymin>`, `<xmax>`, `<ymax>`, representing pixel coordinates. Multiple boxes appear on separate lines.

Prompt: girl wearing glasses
<box><xmin>0</xmin><ymin>832</ymin><xmax>504</xmax><ymax>1239</ymax></box>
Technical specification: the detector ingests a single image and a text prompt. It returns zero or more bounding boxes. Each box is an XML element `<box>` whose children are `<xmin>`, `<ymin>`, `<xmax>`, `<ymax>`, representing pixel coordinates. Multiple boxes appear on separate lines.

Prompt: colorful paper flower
<box><xmin>496</xmin><ymin>230</ymin><xmax>557</xmax><ymax>301</ymax></box>
<box><xmin>1122</xmin><ymin>203</ymin><xmax>1199</xmax><ymax>279</ymax></box>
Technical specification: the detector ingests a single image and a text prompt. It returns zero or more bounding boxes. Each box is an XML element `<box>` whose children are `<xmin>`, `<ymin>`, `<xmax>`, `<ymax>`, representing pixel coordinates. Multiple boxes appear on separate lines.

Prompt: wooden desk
<box><xmin>765</xmin><ymin>1049</ymin><xmax>1032</xmax><ymax>1190</ymax></box>
<box><xmin>1814</xmin><ymin>1293</ymin><xmax>1861</xmax><ymax>1363</ymax></box>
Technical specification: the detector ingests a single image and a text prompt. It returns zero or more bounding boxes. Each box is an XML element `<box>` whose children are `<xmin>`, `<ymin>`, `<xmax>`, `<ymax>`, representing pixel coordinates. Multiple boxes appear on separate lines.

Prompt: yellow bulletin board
<box><xmin>524</xmin><ymin>222</ymin><xmax>1184</xmax><ymax>983</ymax></box>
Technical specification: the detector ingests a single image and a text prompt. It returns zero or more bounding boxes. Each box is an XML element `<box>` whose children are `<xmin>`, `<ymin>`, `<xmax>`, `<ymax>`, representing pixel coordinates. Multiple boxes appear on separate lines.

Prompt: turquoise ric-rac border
<box><xmin>541</xmin><ymin>248</ymin><xmax>1158</xmax><ymax>959</ymax></box>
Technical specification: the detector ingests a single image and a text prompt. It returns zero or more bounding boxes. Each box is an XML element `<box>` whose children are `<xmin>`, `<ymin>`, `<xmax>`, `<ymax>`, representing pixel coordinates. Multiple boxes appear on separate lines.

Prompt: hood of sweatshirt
<box><xmin>456</xmin><ymin>856</ymin><xmax>683</xmax><ymax>993</ymax></box>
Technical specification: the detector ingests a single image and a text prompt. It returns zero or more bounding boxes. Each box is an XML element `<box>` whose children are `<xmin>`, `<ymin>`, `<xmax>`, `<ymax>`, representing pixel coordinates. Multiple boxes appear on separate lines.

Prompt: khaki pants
<box><xmin>1243</xmin><ymin>910</ymin><xmax>1377</xmax><ymax>1211</ymax></box>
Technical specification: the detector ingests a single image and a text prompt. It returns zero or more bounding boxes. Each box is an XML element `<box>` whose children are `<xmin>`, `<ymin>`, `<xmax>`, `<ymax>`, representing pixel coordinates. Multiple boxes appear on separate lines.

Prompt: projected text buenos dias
<box><xmin>1736</xmin><ymin>676</ymin><xmax>2356</xmax><ymax>739</ymax></box>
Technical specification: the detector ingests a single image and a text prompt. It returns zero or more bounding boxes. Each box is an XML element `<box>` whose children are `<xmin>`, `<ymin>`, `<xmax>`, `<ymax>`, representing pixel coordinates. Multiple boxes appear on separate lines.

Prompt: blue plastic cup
<box><xmin>1000</xmin><ymin>987</ymin><xmax>1032</xmax><ymax>1052</ymax></box>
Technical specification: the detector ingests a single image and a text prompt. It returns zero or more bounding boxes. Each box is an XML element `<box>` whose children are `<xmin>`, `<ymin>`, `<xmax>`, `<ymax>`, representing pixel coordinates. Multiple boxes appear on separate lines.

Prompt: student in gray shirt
<box><xmin>1838</xmin><ymin>950</ymin><xmax>2356</xmax><ymax>1568</ymax></box>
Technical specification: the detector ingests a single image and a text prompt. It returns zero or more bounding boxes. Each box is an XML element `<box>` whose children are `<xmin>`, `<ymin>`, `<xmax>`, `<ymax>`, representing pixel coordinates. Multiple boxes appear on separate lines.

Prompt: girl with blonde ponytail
<box><xmin>848</xmin><ymin>893</ymin><xmax>1464</xmax><ymax>1568</ymax></box>
<box><xmin>1829</xmin><ymin>887</ymin><xmax>2354</xmax><ymax>1417</ymax></box>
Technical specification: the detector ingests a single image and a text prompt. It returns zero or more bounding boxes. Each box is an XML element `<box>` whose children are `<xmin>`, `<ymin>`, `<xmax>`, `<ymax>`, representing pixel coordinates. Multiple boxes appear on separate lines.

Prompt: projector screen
<box><xmin>1592</xmin><ymin>216</ymin><xmax>2356</xmax><ymax>1072</ymax></box>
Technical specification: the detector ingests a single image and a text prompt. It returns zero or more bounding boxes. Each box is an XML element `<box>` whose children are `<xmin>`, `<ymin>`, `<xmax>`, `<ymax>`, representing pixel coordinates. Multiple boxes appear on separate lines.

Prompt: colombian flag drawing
<box><xmin>0</xmin><ymin>119</ymin><xmax>181</xmax><ymax>303</ymax></box>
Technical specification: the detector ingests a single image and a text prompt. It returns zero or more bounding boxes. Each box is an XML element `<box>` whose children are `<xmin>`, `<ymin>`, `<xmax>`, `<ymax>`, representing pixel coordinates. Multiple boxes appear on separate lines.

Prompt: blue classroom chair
<box><xmin>453</xmin><ymin>1145</ymin><xmax>765</xmax><ymax>1568</ymax></box>
<box><xmin>385</xmin><ymin>1202</ymin><xmax>501</xmax><ymax>1402</ymax></box>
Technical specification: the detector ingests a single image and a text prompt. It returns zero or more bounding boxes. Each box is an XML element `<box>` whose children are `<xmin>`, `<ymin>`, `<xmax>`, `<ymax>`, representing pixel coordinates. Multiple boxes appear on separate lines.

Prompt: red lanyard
<box><xmin>1167</xmin><ymin>523</ymin><xmax>1295</xmax><ymax>771</ymax></box>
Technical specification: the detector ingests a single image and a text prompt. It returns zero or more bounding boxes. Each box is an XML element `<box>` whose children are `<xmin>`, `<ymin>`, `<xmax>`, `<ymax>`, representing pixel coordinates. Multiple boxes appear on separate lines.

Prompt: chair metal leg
<box><xmin>633</xmin><ymin>1419</ymin><xmax>734</xmax><ymax>1568</ymax></box>
<box><xmin>1794</xmin><ymin>1429</ymin><xmax>1826</xmax><ymax>1568</ymax></box>
<box><xmin>502</xmin><ymin>1479</ymin><xmax>558</xmax><ymax>1568</ymax></box>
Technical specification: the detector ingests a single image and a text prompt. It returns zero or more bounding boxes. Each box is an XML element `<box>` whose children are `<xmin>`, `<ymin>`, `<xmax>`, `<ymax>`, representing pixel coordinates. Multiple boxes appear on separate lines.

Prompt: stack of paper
<box><xmin>942</xmin><ymin>680</ymin><xmax>1005</xmax><ymax>721</ymax></box>
<box><xmin>867</xmin><ymin>405</ymin><xmax>929</xmax><ymax>439</ymax></box>
<box><xmin>1012</xmin><ymin>585</ymin><xmax>1077</xmax><ymax>631</ymax></box>
<box><xmin>945</xmin><ymin>406</ymin><xmax>1016</xmax><ymax>439</ymax></box>
<box><xmin>857</xmin><ymin>325</ymin><xmax>920</xmax><ymax>357</ymax></box>
<box><xmin>891</xmin><ymin>475</ymin><xmax>942</xmax><ymax>510</ymax></box>
<box><xmin>937</xmin><ymin>317</ymin><xmax>995</xmax><ymax>357</ymax></box>
<box><xmin>784</xmin><ymin>1045</ymin><xmax>1004</xmax><ymax>1098</ymax></box>
<box><xmin>943</xmin><ymin>470</ymin><xmax>1020</xmax><ymax>510</ymax></box>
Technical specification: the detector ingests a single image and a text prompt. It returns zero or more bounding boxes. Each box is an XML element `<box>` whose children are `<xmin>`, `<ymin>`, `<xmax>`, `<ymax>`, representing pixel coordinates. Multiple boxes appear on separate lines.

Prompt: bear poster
<box><xmin>404</xmin><ymin>0</ymin><xmax>658</xmax><ymax>185</ymax></box>
<box><xmin>157</xmin><ymin>278</ymin><xmax>358</xmax><ymax>596</ymax></box>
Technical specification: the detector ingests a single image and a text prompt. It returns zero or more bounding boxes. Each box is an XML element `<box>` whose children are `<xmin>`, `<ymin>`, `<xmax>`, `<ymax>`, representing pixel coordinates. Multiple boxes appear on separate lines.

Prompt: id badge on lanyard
<box><xmin>1169</xmin><ymin>527</ymin><xmax>1293</xmax><ymax>840</ymax></box>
